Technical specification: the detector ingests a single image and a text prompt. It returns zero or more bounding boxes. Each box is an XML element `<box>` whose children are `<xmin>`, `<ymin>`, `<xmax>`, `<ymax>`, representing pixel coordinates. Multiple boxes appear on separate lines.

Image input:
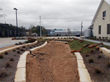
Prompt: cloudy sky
<box><xmin>0</xmin><ymin>0</ymin><xmax>101</xmax><ymax>30</ymax></box>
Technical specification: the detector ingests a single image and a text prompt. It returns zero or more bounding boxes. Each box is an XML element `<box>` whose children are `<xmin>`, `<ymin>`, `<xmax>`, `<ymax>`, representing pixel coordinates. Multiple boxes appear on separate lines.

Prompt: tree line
<box><xmin>0</xmin><ymin>23</ymin><xmax>48</xmax><ymax>37</ymax></box>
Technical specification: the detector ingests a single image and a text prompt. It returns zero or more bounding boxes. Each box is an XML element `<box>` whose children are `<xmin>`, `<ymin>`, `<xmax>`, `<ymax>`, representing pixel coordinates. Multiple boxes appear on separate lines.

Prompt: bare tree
<box><xmin>0</xmin><ymin>8</ymin><xmax>6</xmax><ymax>18</ymax></box>
<box><xmin>67</xmin><ymin>28</ymin><xmax>71</xmax><ymax>36</ymax></box>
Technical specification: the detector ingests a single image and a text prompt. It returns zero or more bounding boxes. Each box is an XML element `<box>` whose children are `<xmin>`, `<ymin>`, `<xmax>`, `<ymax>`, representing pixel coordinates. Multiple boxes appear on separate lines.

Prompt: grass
<box><xmin>69</xmin><ymin>40</ymin><xmax>97</xmax><ymax>53</ymax></box>
<box><xmin>69</xmin><ymin>40</ymin><xmax>110</xmax><ymax>53</ymax></box>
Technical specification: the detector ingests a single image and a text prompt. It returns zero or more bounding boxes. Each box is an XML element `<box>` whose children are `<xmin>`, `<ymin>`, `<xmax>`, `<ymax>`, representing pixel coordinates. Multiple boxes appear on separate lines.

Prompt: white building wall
<box><xmin>93</xmin><ymin>1</ymin><xmax>110</xmax><ymax>38</ymax></box>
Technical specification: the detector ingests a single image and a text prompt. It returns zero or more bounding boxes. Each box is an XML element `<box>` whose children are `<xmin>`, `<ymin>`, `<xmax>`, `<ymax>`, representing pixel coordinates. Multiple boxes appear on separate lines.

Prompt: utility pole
<box><xmin>39</xmin><ymin>16</ymin><xmax>42</xmax><ymax>37</ymax></box>
<box><xmin>81</xmin><ymin>21</ymin><xmax>83</xmax><ymax>36</ymax></box>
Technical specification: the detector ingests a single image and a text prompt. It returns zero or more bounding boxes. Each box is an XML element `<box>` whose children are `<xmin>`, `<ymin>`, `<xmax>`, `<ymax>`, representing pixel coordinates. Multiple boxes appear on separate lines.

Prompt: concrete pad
<box><xmin>75</xmin><ymin>52</ymin><xmax>83</xmax><ymax>60</ymax></box>
<box><xmin>78</xmin><ymin>68</ymin><xmax>91</xmax><ymax>82</ymax></box>
<box><xmin>77</xmin><ymin>60</ymin><xmax>86</xmax><ymax>68</ymax></box>
<box><xmin>17</xmin><ymin>60</ymin><xmax>26</xmax><ymax>68</ymax></box>
<box><xmin>14</xmin><ymin>68</ymin><xmax>26</xmax><ymax>82</ymax></box>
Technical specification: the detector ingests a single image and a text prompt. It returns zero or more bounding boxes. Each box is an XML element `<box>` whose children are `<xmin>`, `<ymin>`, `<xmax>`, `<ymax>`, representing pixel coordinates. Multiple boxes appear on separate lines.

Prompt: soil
<box><xmin>0</xmin><ymin>41</ymin><xmax>45</xmax><ymax>82</ymax></box>
<box><xmin>82</xmin><ymin>50</ymin><xmax>110</xmax><ymax>82</ymax></box>
<box><xmin>26</xmin><ymin>41</ymin><xmax>79</xmax><ymax>82</ymax></box>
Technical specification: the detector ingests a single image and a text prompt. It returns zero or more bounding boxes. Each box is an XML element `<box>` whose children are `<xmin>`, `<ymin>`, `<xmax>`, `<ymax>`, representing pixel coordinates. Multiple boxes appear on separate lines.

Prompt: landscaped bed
<box><xmin>26</xmin><ymin>41</ymin><xmax>79</xmax><ymax>82</ymax></box>
<box><xmin>69</xmin><ymin>39</ymin><xmax>110</xmax><ymax>82</ymax></box>
<box><xmin>0</xmin><ymin>40</ymin><xmax>45</xmax><ymax>82</ymax></box>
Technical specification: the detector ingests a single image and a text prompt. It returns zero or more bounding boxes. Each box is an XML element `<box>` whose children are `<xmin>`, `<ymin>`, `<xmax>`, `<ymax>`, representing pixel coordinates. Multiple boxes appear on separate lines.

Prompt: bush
<box><xmin>107</xmin><ymin>62</ymin><xmax>110</xmax><ymax>68</ymax></box>
<box><xmin>13</xmin><ymin>49</ymin><xmax>16</xmax><ymax>52</ymax></box>
<box><xmin>17</xmin><ymin>51</ymin><xmax>20</xmax><ymax>53</ymax></box>
<box><xmin>90</xmin><ymin>49</ymin><xmax>95</xmax><ymax>53</ymax></box>
<box><xmin>98</xmin><ymin>55</ymin><xmax>102</xmax><ymax>58</ymax></box>
<box><xmin>5</xmin><ymin>52</ymin><xmax>8</xmax><ymax>55</ymax></box>
<box><xmin>22</xmin><ymin>46</ymin><xmax>25</xmax><ymax>48</ymax></box>
<box><xmin>20</xmin><ymin>49</ymin><xmax>25</xmax><ymax>51</ymax></box>
<box><xmin>0</xmin><ymin>55</ymin><xmax>3</xmax><ymax>59</ymax></box>
<box><xmin>89</xmin><ymin>59</ymin><xmax>94</xmax><ymax>63</ymax></box>
<box><xmin>19</xmin><ymin>42</ymin><xmax>22</xmax><ymax>45</ymax></box>
<box><xmin>0</xmin><ymin>71</ymin><xmax>8</xmax><ymax>77</ymax></box>
<box><xmin>15</xmin><ymin>43</ymin><xmax>18</xmax><ymax>45</ymax></box>
<box><xmin>95</xmin><ymin>68</ymin><xmax>102</xmax><ymax>74</ymax></box>
<box><xmin>5</xmin><ymin>62</ymin><xmax>11</xmax><ymax>67</ymax></box>
<box><xmin>27</xmin><ymin>39</ymin><xmax>36</xmax><ymax>43</ymax></box>
<box><xmin>85</xmin><ymin>54</ymin><xmax>89</xmax><ymax>57</ymax></box>
<box><xmin>17</xmin><ymin>48</ymin><xmax>20</xmax><ymax>50</ymax></box>
<box><xmin>10</xmin><ymin>58</ymin><xmax>14</xmax><ymax>61</ymax></box>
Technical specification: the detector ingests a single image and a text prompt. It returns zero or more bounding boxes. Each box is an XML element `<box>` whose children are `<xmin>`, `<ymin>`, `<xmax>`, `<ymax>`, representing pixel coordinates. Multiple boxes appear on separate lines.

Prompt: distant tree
<box><xmin>67</xmin><ymin>28</ymin><xmax>71</xmax><ymax>36</ymax></box>
<box><xmin>0</xmin><ymin>8</ymin><xmax>6</xmax><ymax>18</ymax></box>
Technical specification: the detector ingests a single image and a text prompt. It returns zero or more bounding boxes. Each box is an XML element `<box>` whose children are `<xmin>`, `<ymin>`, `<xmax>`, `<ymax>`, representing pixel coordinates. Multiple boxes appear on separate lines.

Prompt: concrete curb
<box><xmin>0</xmin><ymin>41</ymin><xmax>38</xmax><ymax>54</ymax></box>
<box><xmin>14</xmin><ymin>41</ymin><xmax>47</xmax><ymax>82</ymax></box>
<box><xmin>75</xmin><ymin>52</ymin><xmax>92</xmax><ymax>82</ymax></box>
<box><xmin>30</xmin><ymin>41</ymin><xmax>47</xmax><ymax>52</ymax></box>
<box><xmin>100</xmin><ymin>47</ymin><xmax>110</xmax><ymax>57</ymax></box>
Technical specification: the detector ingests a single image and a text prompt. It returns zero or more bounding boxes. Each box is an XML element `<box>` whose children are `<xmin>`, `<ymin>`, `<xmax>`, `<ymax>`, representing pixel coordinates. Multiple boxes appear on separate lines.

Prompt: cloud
<box><xmin>0</xmin><ymin>0</ymin><xmax>101</xmax><ymax>30</ymax></box>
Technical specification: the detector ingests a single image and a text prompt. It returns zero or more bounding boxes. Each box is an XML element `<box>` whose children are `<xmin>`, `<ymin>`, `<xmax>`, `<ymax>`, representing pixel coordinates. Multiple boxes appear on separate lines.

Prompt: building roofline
<box><xmin>92</xmin><ymin>0</ymin><xmax>104</xmax><ymax>24</ymax></box>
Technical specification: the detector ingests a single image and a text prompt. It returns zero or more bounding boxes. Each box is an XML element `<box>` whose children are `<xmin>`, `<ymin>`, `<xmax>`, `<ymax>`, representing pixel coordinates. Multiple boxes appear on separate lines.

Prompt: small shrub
<box><xmin>5</xmin><ymin>52</ymin><xmax>8</xmax><ymax>55</ymax></box>
<box><xmin>5</xmin><ymin>62</ymin><xmax>11</xmax><ymax>67</ymax></box>
<box><xmin>15</xmin><ymin>43</ymin><xmax>18</xmax><ymax>45</ymax></box>
<box><xmin>10</xmin><ymin>58</ymin><xmax>14</xmax><ymax>61</ymax></box>
<box><xmin>0</xmin><ymin>71</ymin><xmax>8</xmax><ymax>77</ymax></box>
<box><xmin>0</xmin><ymin>55</ymin><xmax>3</xmax><ymax>59</ymax></box>
<box><xmin>20</xmin><ymin>49</ymin><xmax>25</xmax><ymax>51</ymax></box>
<box><xmin>107</xmin><ymin>62</ymin><xmax>110</xmax><ymax>68</ymax></box>
<box><xmin>13</xmin><ymin>49</ymin><xmax>16</xmax><ymax>52</ymax></box>
<box><xmin>17</xmin><ymin>51</ymin><xmax>20</xmax><ymax>53</ymax></box>
<box><xmin>22</xmin><ymin>46</ymin><xmax>25</xmax><ymax>48</ymax></box>
<box><xmin>19</xmin><ymin>42</ymin><xmax>22</xmax><ymax>45</ymax></box>
<box><xmin>95</xmin><ymin>68</ymin><xmax>102</xmax><ymax>74</ymax></box>
<box><xmin>98</xmin><ymin>55</ymin><xmax>102</xmax><ymax>58</ymax></box>
<box><xmin>89</xmin><ymin>59</ymin><xmax>94</xmax><ymax>63</ymax></box>
<box><xmin>17</xmin><ymin>48</ymin><xmax>20</xmax><ymax>50</ymax></box>
<box><xmin>90</xmin><ymin>49</ymin><xmax>95</xmax><ymax>53</ymax></box>
<box><xmin>85</xmin><ymin>54</ymin><xmax>89</xmax><ymax>57</ymax></box>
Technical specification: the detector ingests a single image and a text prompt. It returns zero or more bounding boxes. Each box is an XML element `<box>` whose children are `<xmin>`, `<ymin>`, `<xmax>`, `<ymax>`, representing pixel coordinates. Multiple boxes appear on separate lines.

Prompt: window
<box><xmin>99</xmin><ymin>25</ymin><xmax>101</xmax><ymax>34</ymax></box>
<box><xmin>107</xmin><ymin>24</ymin><xmax>110</xmax><ymax>34</ymax></box>
<box><xmin>103</xmin><ymin>11</ymin><xmax>106</xmax><ymax>17</ymax></box>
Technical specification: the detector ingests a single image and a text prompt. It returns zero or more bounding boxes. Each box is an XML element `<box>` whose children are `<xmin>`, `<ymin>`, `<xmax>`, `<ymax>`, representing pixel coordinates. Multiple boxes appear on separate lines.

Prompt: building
<box><xmin>47</xmin><ymin>29</ymin><xmax>82</xmax><ymax>36</ymax></box>
<box><xmin>92</xmin><ymin>0</ymin><xmax>110</xmax><ymax>39</ymax></box>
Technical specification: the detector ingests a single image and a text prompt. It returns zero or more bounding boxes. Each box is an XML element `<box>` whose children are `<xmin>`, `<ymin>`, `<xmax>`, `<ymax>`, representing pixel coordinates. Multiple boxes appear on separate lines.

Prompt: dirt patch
<box><xmin>0</xmin><ymin>41</ymin><xmax>45</xmax><ymax>82</ymax></box>
<box><xmin>82</xmin><ymin>50</ymin><xmax>110</xmax><ymax>82</ymax></box>
<box><xmin>26</xmin><ymin>41</ymin><xmax>79</xmax><ymax>82</ymax></box>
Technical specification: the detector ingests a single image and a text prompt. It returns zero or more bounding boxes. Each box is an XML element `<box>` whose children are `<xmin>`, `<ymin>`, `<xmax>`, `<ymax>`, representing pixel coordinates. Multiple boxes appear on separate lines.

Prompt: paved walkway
<box><xmin>74</xmin><ymin>37</ymin><xmax>110</xmax><ymax>46</ymax></box>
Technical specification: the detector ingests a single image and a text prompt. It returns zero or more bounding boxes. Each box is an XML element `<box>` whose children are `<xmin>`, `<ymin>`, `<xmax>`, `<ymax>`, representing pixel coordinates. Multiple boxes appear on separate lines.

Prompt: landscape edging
<box><xmin>14</xmin><ymin>41</ymin><xmax>47</xmax><ymax>82</ymax></box>
<box><xmin>99</xmin><ymin>47</ymin><xmax>110</xmax><ymax>57</ymax></box>
<box><xmin>75</xmin><ymin>52</ymin><xmax>92</xmax><ymax>82</ymax></box>
<box><xmin>0</xmin><ymin>40</ymin><xmax>38</xmax><ymax>54</ymax></box>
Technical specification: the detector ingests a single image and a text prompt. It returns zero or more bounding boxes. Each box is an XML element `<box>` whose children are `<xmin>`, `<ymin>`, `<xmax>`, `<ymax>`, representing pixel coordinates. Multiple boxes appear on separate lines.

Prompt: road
<box><xmin>0</xmin><ymin>38</ymin><xmax>26</xmax><ymax>48</ymax></box>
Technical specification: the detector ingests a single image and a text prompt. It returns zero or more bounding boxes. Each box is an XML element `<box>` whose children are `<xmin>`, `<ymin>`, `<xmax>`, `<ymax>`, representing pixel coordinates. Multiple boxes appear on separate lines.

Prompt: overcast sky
<box><xmin>0</xmin><ymin>0</ymin><xmax>101</xmax><ymax>30</ymax></box>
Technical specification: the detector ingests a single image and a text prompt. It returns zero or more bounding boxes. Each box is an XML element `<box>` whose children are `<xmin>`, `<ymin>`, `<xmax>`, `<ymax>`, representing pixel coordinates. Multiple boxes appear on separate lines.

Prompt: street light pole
<box><xmin>81</xmin><ymin>21</ymin><xmax>83</xmax><ymax>36</ymax></box>
<box><xmin>39</xmin><ymin>16</ymin><xmax>42</xmax><ymax>37</ymax></box>
<box><xmin>13</xmin><ymin>8</ymin><xmax>18</xmax><ymax>36</ymax></box>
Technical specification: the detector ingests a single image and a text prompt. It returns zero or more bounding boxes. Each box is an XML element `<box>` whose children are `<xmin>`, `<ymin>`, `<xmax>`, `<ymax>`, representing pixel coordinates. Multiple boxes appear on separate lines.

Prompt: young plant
<box><xmin>17</xmin><ymin>51</ymin><xmax>20</xmax><ymax>53</ymax></box>
<box><xmin>85</xmin><ymin>54</ymin><xmax>90</xmax><ymax>57</ymax></box>
<box><xmin>90</xmin><ymin>49</ymin><xmax>95</xmax><ymax>53</ymax></box>
<box><xmin>5</xmin><ymin>52</ymin><xmax>8</xmax><ymax>55</ymax></box>
<box><xmin>95</xmin><ymin>68</ymin><xmax>102</xmax><ymax>74</ymax></box>
<box><xmin>10</xmin><ymin>58</ymin><xmax>14</xmax><ymax>61</ymax></box>
<box><xmin>89</xmin><ymin>59</ymin><xmax>94</xmax><ymax>63</ymax></box>
<box><xmin>107</xmin><ymin>62</ymin><xmax>110</xmax><ymax>68</ymax></box>
<box><xmin>0</xmin><ymin>71</ymin><xmax>8</xmax><ymax>77</ymax></box>
<box><xmin>5</xmin><ymin>62</ymin><xmax>11</xmax><ymax>67</ymax></box>
<box><xmin>0</xmin><ymin>55</ymin><xmax>3</xmax><ymax>59</ymax></box>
